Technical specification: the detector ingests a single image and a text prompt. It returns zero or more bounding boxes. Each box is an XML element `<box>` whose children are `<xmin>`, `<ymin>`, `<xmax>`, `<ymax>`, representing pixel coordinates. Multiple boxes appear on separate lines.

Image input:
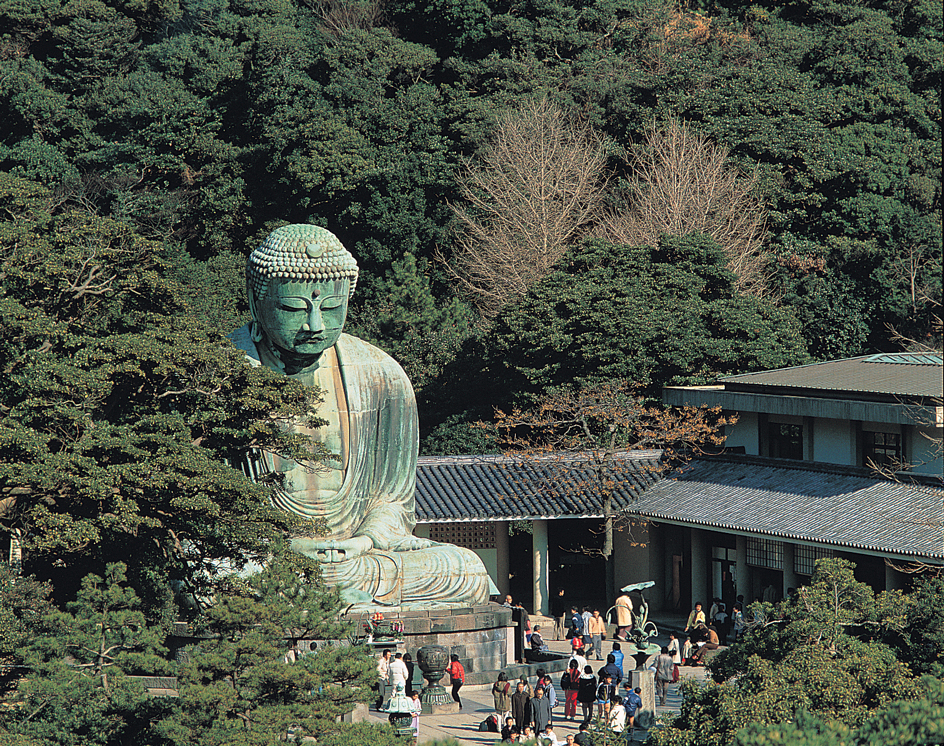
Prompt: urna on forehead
<box><xmin>247</xmin><ymin>224</ymin><xmax>359</xmax><ymax>299</ymax></box>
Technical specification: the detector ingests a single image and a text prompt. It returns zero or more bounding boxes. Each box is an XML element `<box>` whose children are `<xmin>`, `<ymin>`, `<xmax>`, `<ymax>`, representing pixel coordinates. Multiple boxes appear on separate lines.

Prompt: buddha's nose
<box><xmin>302</xmin><ymin>306</ymin><xmax>324</xmax><ymax>332</ymax></box>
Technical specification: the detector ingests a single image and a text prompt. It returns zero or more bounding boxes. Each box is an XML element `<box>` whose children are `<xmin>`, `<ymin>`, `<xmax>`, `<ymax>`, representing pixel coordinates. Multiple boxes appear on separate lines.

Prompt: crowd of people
<box><xmin>372</xmin><ymin>590</ymin><xmax>753</xmax><ymax>743</ymax></box>
<box><xmin>489</xmin><ymin>629</ymin><xmax>655</xmax><ymax>744</ymax></box>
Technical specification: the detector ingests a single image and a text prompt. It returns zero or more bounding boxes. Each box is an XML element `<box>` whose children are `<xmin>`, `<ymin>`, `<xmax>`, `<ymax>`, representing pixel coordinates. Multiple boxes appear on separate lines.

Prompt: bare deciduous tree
<box><xmin>446</xmin><ymin>98</ymin><xmax>609</xmax><ymax>319</ymax></box>
<box><xmin>599</xmin><ymin>120</ymin><xmax>770</xmax><ymax>296</ymax></box>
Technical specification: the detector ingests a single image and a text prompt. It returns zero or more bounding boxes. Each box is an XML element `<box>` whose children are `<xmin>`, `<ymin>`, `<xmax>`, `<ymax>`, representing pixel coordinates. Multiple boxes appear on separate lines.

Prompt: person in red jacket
<box><xmin>446</xmin><ymin>654</ymin><xmax>465</xmax><ymax>709</ymax></box>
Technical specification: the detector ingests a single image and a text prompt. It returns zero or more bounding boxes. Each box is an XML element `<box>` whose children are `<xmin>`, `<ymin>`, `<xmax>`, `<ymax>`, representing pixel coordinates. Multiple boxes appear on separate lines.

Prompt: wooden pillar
<box><xmin>495</xmin><ymin>521</ymin><xmax>510</xmax><ymax>595</ymax></box>
<box><xmin>736</xmin><ymin>535</ymin><xmax>749</xmax><ymax>603</ymax></box>
<box><xmin>533</xmin><ymin>519</ymin><xmax>549</xmax><ymax>615</ymax></box>
<box><xmin>783</xmin><ymin>542</ymin><xmax>797</xmax><ymax>599</ymax></box>
<box><xmin>690</xmin><ymin>528</ymin><xmax>708</xmax><ymax>609</ymax></box>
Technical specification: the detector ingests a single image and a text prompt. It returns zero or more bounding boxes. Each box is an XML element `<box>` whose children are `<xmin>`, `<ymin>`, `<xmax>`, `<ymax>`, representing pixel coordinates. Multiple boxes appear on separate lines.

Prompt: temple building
<box><xmin>414</xmin><ymin>353</ymin><xmax>943</xmax><ymax>615</ymax></box>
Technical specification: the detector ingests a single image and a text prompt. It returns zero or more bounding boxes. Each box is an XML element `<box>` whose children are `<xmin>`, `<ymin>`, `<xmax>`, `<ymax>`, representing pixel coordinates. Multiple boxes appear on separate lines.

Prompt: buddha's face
<box><xmin>255</xmin><ymin>279</ymin><xmax>349</xmax><ymax>356</ymax></box>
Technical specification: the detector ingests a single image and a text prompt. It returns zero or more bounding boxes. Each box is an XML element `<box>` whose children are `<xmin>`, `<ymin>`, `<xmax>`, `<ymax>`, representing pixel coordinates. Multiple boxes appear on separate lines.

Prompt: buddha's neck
<box><xmin>258</xmin><ymin>341</ymin><xmax>326</xmax><ymax>376</ymax></box>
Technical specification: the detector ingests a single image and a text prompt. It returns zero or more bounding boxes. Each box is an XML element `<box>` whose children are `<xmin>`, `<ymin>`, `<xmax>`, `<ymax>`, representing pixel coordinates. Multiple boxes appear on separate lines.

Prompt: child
<box><xmin>681</xmin><ymin>635</ymin><xmax>693</xmax><ymax>664</ymax></box>
<box><xmin>408</xmin><ymin>690</ymin><xmax>421</xmax><ymax>737</ymax></box>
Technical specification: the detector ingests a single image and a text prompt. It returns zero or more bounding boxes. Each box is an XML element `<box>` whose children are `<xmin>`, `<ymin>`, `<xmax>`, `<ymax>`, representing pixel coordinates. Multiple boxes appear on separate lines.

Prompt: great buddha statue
<box><xmin>230</xmin><ymin>224</ymin><xmax>495</xmax><ymax>609</ymax></box>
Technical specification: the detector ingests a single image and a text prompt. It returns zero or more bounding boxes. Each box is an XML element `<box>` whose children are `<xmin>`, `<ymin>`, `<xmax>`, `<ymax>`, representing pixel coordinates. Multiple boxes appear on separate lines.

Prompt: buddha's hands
<box><xmin>291</xmin><ymin>535</ymin><xmax>373</xmax><ymax>563</ymax></box>
<box><xmin>389</xmin><ymin>536</ymin><xmax>436</xmax><ymax>551</ymax></box>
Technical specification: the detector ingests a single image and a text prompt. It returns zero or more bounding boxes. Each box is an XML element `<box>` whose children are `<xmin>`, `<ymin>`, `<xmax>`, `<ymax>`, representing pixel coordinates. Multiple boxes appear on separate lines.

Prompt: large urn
<box><xmin>415</xmin><ymin>644</ymin><xmax>457</xmax><ymax>714</ymax></box>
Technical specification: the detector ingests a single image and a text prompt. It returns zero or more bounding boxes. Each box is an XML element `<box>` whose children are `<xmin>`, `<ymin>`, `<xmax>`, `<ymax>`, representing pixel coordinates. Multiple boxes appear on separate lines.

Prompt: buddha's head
<box><xmin>246</xmin><ymin>224</ymin><xmax>358</xmax><ymax>359</ymax></box>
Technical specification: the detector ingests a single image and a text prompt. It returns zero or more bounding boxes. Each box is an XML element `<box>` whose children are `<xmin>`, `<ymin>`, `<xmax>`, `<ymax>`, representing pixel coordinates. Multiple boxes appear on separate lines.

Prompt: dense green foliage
<box><xmin>1</xmin><ymin>0</ymin><xmax>939</xmax><ymax>394</ymax></box>
<box><xmin>650</xmin><ymin>559</ymin><xmax>943</xmax><ymax>746</ymax></box>
<box><xmin>0</xmin><ymin>174</ymin><xmax>329</xmax><ymax>613</ymax></box>
<box><xmin>422</xmin><ymin>234</ymin><xmax>808</xmax><ymax>447</ymax></box>
<box><xmin>0</xmin><ymin>0</ymin><xmax>940</xmax><ymax>741</ymax></box>
<box><xmin>0</xmin><ymin>553</ymin><xmax>386</xmax><ymax>746</ymax></box>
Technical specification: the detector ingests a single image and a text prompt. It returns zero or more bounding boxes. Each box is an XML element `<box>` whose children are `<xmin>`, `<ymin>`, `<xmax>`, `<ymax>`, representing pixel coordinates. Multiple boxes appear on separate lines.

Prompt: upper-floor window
<box><xmin>769</xmin><ymin>422</ymin><xmax>803</xmax><ymax>460</ymax></box>
<box><xmin>862</xmin><ymin>431</ymin><xmax>902</xmax><ymax>468</ymax></box>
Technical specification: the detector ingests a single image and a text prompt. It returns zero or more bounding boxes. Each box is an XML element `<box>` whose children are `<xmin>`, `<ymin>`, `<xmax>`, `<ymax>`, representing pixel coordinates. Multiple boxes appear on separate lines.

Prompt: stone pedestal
<box><xmin>630</xmin><ymin>669</ymin><xmax>656</xmax><ymax>729</ymax></box>
<box><xmin>343</xmin><ymin>603</ymin><xmax>513</xmax><ymax>686</ymax></box>
<box><xmin>416</xmin><ymin>644</ymin><xmax>459</xmax><ymax>715</ymax></box>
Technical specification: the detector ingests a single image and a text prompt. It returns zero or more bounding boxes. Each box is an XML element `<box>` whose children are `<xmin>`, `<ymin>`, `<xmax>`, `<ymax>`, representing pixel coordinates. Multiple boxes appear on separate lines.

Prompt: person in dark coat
<box><xmin>402</xmin><ymin>653</ymin><xmax>415</xmax><ymax>696</ymax></box>
<box><xmin>598</xmin><ymin>654</ymin><xmax>622</xmax><ymax>686</ymax></box>
<box><xmin>576</xmin><ymin>665</ymin><xmax>597</xmax><ymax>724</ymax></box>
<box><xmin>511</xmin><ymin>680</ymin><xmax>530</xmax><ymax>729</ymax></box>
<box><xmin>512</xmin><ymin>603</ymin><xmax>531</xmax><ymax>663</ymax></box>
<box><xmin>528</xmin><ymin>686</ymin><xmax>552</xmax><ymax>733</ymax></box>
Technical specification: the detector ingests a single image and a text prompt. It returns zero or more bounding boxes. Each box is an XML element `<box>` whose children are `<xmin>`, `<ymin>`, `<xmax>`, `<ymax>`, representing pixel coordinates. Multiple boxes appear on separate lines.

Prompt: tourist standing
<box><xmin>537</xmin><ymin>669</ymin><xmax>558</xmax><ymax>714</ymax></box>
<box><xmin>576</xmin><ymin>665</ymin><xmax>597</xmax><ymax>724</ymax></box>
<box><xmin>388</xmin><ymin>652</ymin><xmax>408</xmax><ymax>693</ymax></box>
<box><xmin>376</xmin><ymin>649</ymin><xmax>391</xmax><ymax>710</ymax></box>
<box><xmin>667</xmin><ymin>633</ymin><xmax>681</xmax><ymax>664</ymax></box>
<box><xmin>402</xmin><ymin>652</ymin><xmax>415</xmax><ymax>696</ymax></box>
<box><xmin>446</xmin><ymin>653</ymin><xmax>465</xmax><ymax>708</ymax></box>
<box><xmin>569</xmin><ymin>606</ymin><xmax>584</xmax><ymax>642</ymax></box>
<box><xmin>529</xmin><ymin>686</ymin><xmax>552</xmax><ymax>734</ymax></box>
<box><xmin>611</xmin><ymin>641</ymin><xmax>624</xmax><ymax>678</ymax></box>
<box><xmin>732</xmin><ymin>602</ymin><xmax>745</xmax><ymax>640</ymax></box>
<box><xmin>655</xmin><ymin>646</ymin><xmax>675</xmax><ymax>706</ymax></box>
<box><xmin>561</xmin><ymin>660</ymin><xmax>581</xmax><ymax>721</ymax></box>
<box><xmin>588</xmin><ymin>609</ymin><xmax>607</xmax><ymax>660</ymax></box>
<box><xmin>569</xmin><ymin>641</ymin><xmax>588</xmax><ymax>673</ymax></box>
<box><xmin>553</xmin><ymin>588</ymin><xmax>568</xmax><ymax>640</ymax></box>
<box><xmin>598</xmin><ymin>653</ymin><xmax>622</xmax><ymax>686</ymax></box>
<box><xmin>595</xmin><ymin>673</ymin><xmax>616</xmax><ymax>719</ymax></box>
<box><xmin>511</xmin><ymin>680</ymin><xmax>530</xmax><ymax>729</ymax></box>
<box><xmin>408</xmin><ymin>690</ymin><xmax>421</xmax><ymax>737</ymax></box>
<box><xmin>492</xmin><ymin>672</ymin><xmax>512</xmax><ymax>721</ymax></box>
<box><xmin>624</xmin><ymin>685</ymin><xmax>643</xmax><ymax>739</ymax></box>
<box><xmin>581</xmin><ymin>607</ymin><xmax>592</xmax><ymax>649</ymax></box>
<box><xmin>614</xmin><ymin>592</ymin><xmax>633</xmax><ymax>640</ymax></box>
<box><xmin>608</xmin><ymin>695</ymin><xmax>626</xmax><ymax>735</ymax></box>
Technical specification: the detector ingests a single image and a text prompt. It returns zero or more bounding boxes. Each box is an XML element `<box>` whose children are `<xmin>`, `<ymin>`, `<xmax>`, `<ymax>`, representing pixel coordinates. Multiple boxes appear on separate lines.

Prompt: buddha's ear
<box><xmin>248</xmin><ymin>278</ymin><xmax>264</xmax><ymax>342</ymax></box>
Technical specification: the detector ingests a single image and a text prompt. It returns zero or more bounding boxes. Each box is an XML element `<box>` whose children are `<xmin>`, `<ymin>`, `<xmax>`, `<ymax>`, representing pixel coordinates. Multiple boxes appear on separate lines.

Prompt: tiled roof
<box><xmin>416</xmin><ymin>453</ymin><xmax>944</xmax><ymax>561</ymax></box>
<box><xmin>415</xmin><ymin>452</ymin><xmax>663</xmax><ymax>521</ymax></box>
<box><xmin>720</xmin><ymin>353</ymin><xmax>943</xmax><ymax>399</ymax></box>
<box><xmin>634</xmin><ymin>456</ymin><xmax>944</xmax><ymax>560</ymax></box>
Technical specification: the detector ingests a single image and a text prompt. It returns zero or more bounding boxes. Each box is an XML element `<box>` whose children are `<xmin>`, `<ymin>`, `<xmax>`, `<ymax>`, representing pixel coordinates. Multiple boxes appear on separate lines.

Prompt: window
<box><xmin>795</xmin><ymin>545</ymin><xmax>832</xmax><ymax>576</ymax></box>
<box><xmin>768</xmin><ymin>423</ymin><xmax>803</xmax><ymax>460</ymax></box>
<box><xmin>428</xmin><ymin>522</ymin><xmax>497</xmax><ymax>549</ymax></box>
<box><xmin>862</xmin><ymin>431</ymin><xmax>902</xmax><ymax>468</ymax></box>
<box><xmin>746</xmin><ymin>538</ymin><xmax>783</xmax><ymax>569</ymax></box>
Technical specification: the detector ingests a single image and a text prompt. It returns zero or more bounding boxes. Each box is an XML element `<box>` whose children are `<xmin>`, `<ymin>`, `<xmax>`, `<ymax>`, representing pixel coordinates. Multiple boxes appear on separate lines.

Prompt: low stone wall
<box><xmin>342</xmin><ymin>603</ymin><xmax>514</xmax><ymax>686</ymax></box>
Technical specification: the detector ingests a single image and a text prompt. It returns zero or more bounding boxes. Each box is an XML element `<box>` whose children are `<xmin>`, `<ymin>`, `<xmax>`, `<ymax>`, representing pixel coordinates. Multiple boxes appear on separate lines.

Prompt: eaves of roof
<box><xmin>634</xmin><ymin>456</ymin><xmax>944</xmax><ymax>561</ymax></box>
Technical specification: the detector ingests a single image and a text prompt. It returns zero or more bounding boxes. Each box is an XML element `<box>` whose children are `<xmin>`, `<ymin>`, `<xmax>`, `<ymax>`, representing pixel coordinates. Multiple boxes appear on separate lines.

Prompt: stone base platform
<box><xmin>342</xmin><ymin>603</ymin><xmax>514</xmax><ymax>686</ymax></box>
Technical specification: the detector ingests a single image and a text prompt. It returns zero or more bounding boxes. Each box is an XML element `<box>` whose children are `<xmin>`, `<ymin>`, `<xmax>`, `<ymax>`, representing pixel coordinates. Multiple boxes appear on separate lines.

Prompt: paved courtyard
<box><xmin>365</xmin><ymin>615</ymin><xmax>711</xmax><ymax>744</ymax></box>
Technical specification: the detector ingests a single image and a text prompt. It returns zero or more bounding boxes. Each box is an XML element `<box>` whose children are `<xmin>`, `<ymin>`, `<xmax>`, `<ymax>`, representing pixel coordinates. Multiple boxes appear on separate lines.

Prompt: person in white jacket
<box><xmin>388</xmin><ymin>652</ymin><xmax>409</xmax><ymax>691</ymax></box>
<box><xmin>608</xmin><ymin>696</ymin><xmax>626</xmax><ymax>733</ymax></box>
<box><xmin>668</xmin><ymin>632</ymin><xmax>681</xmax><ymax>664</ymax></box>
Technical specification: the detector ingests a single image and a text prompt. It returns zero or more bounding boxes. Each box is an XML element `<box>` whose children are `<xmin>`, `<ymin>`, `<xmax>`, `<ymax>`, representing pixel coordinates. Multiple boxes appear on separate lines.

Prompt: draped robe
<box><xmin>230</xmin><ymin>326</ymin><xmax>494</xmax><ymax>608</ymax></box>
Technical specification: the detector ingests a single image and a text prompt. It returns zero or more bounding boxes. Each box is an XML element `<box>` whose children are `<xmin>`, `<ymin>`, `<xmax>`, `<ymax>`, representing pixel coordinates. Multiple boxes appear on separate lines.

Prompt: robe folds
<box><xmin>231</xmin><ymin>326</ymin><xmax>494</xmax><ymax>608</ymax></box>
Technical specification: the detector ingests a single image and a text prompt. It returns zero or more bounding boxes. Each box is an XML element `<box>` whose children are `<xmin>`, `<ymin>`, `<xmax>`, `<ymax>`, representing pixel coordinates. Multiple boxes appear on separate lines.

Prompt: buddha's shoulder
<box><xmin>228</xmin><ymin>324</ymin><xmax>261</xmax><ymax>366</ymax></box>
<box><xmin>336</xmin><ymin>334</ymin><xmax>412</xmax><ymax>387</ymax></box>
<box><xmin>336</xmin><ymin>333</ymin><xmax>400</xmax><ymax>366</ymax></box>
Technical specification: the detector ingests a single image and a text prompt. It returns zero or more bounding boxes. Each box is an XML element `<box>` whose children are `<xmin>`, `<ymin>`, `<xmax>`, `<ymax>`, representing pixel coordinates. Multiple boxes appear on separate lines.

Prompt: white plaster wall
<box><xmin>910</xmin><ymin>425</ymin><xmax>943</xmax><ymax>475</ymax></box>
<box><xmin>722</xmin><ymin>411</ymin><xmax>759</xmax><ymax>455</ymax></box>
<box><xmin>812</xmin><ymin>417</ymin><xmax>855</xmax><ymax>465</ymax></box>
